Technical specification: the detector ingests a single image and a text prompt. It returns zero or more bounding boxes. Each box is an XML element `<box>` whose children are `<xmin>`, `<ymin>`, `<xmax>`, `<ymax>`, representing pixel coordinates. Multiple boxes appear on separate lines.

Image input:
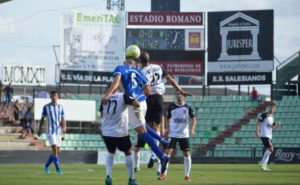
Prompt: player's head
<box><xmin>50</xmin><ymin>90</ymin><xmax>58</xmax><ymax>104</ymax></box>
<box><xmin>139</xmin><ymin>52</ymin><xmax>150</xmax><ymax>66</ymax></box>
<box><xmin>124</xmin><ymin>58</ymin><xmax>136</xmax><ymax>67</ymax></box>
<box><xmin>269</xmin><ymin>102</ymin><xmax>276</xmax><ymax>113</ymax></box>
<box><xmin>106</xmin><ymin>83</ymin><xmax>120</xmax><ymax>94</ymax></box>
<box><xmin>176</xmin><ymin>90</ymin><xmax>184</xmax><ymax>102</ymax></box>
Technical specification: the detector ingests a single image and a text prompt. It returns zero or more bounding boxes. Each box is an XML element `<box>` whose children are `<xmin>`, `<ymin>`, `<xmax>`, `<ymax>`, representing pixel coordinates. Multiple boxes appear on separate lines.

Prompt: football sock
<box><xmin>184</xmin><ymin>155</ymin><xmax>191</xmax><ymax>177</ymax></box>
<box><xmin>141</xmin><ymin>132</ymin><xmax>163</xmax><ymax>160</ymax></box>
<box><xmin>53</xmin><ymin>156</ymin><xmax>60</xmax><ymax>170</ymax></box>
<box><xmin>145</xmin><ymin>125</ymin><xmax>163</xmax><ymax>142</ymax></box>
<box><xmin>125</xmin><ymin>155</ymin><xmax>134</xmax><ymax>179</ymax></box>
<box><xmin>134</xmin><ymin>151</ymin><xmax>140</xmax><ymax>168</ymax></box>
<box><xmin>106</xmin><ymin>153</ymin><xmax>114</xmax><ymax>177</ymax></box>
<box><xmin>262</xmin><ymin>150</ymin><xmax>271</xmax><ymax>166</ymax></box>
<box><xmin>150</xmin><ymin>130</ymin><xmax>160</xmax><ymax>158</ymax></box>
<box><xmin>164</xmin><ymin>154</ymin><xmax>171</xmax><ymax>175</ymax></box>
<box><xmin>45</xmin><ymin>154</ymin><xmax>53</xmax><ymax>167</ymax></box>
<box><xmin>156</xmin><ymin>158</ymin><xmax>161</xmax><ymax>173</ymax></box>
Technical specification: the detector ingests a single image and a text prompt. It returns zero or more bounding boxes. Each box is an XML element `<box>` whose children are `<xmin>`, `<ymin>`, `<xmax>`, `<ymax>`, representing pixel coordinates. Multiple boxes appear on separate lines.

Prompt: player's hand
<box><xmin>191</xmin><ymin>129</ymin><xmax>195</xmax><ymax>135</ymax></box>
<box><xmin>256</xmin><ymin>132</ymin><xmax>260</xmax><ymax>137</ymax></box>
<box><xmin>277</xmin><ymin>121</ymin><xmax>281</xmax><ymax>126</ymax></box>
<box><xmin>101</xmin><ymin>97</ymin><xmax>109</xmax><ymax>104</ymax></box>
<box><xmin>132</xmin><ymin>100</ymin><xmax>140</xmax><ymax>108</ymax></box>
<box><xmin>181</xmin><ymin>91</ymin><xmax>193</xmax><ymax>97</ymax></box>
<box><xmin>62</xmin><ymin>127</ymin><xmax>67</xmax><ymax>133</ymax></box>
<box><xmin>37</xmin><ymin>129</ymin><xmax>41</xmax><ymax>137</ymax></box>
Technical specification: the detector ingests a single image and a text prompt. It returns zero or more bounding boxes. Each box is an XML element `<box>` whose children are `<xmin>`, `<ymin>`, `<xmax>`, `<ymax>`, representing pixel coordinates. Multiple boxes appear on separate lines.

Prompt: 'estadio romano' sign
<box><xmin>2</xmin><ymin>65</ymin><xmax>46</xmax><ymax>86</ymax></box>
<box><xmin>127</xmin><ymin>12</ymin><xmax>204</xmax><ymax>26</ymax></box>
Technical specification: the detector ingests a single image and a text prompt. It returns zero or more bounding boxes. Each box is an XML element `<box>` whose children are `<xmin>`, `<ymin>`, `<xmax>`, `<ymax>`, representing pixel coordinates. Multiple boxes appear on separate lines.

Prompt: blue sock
<box><xmin>53</xmin><ymin>156</ymin><xmax>60</xmax><ymax>170</ymax></box>
<box><xmin>45</xmin><ymin>154</ymin><xmax>53</xmax><ymax>167</ymax></box>
<box><xmin>145</xmin><ymin>124</ymin><xmax>162</xmax><ymax>141</ymax></box>
<box><xmin>141</xmin><ymin>132</ymin><xmax>163</xmax><ymax>160</ymax></box>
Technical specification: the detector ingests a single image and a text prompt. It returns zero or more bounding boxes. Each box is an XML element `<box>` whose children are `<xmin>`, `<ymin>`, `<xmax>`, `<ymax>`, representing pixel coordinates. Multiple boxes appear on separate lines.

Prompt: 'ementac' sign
<box><xmin>2</xmin><ymin>65</ymin><xmax>46</xmax><ymax>86</ymax></box>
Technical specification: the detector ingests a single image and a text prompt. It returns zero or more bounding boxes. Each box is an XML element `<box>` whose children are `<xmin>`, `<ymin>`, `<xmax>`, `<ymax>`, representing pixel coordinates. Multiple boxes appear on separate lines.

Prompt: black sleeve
<box><xmin>99</xmin><ymin>103</ymin><xmax>103</xmax><ymax>112</ymax></box>
<box><xmin>258</xmin><ymin>112</ymin><xmax>267</xmax><ymax>122</ymax></box>
<box><xmin>188</xmin><ymin>105</ymin><xmax>195</xmax><ymax>118</ymax></box>
<box><xmin>123</xmin><ymin>93</ymin><xmax>135</xmax><ymax>105</ymax></box>
<box><xmin>160</xmin><ymin>66</ymin><xmax>168</xmax><ymax>78</ymax></box>
<box><xmin>167</xmin><ymin>103</ymin><xmax>173</xmax><ymax>119</ymax></box>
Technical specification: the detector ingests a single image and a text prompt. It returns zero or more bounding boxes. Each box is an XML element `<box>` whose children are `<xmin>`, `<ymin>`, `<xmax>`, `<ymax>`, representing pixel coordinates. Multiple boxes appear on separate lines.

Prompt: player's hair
<box><xmin>50</xmin><ymin>90</ymin><xmax>58</xmax><ymax>95</ymax></box>
<box><xmin>125</xmin><ymin>58</ymin><xmax>136</xmax><ymax>66</ymax></box>
<box><xmin>139</xmin><ymin>52</ymin><xmax>150</xmax><ymax>64</ymax></box>
<box><xmin>270</xmin><ymin>101</ymin><xmax>276</xmax><ymax>107</ymax></box>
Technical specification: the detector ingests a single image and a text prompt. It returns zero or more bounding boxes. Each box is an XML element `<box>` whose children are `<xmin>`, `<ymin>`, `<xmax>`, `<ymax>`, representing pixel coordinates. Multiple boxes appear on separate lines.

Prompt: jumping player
<box><xmin>134</xmin><ymin>52</ymin><xmax>192</xmax><ymax>174</ymax></box>
<box><xmin>101</xmin><ymin>58</ymin><xmax>169</xmax><ymax>174</ymax></box>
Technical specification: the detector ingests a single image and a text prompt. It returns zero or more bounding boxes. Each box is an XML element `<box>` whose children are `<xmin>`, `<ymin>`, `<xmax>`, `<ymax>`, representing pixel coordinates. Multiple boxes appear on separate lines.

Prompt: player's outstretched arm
<box><xmin>102</xmin><ymin>75</ymin><xmax>121</xmax><ymax>104</ymax></box>
<box><xmin>165</xmin><ymin>74</ymin><xmax>192</xmax><ymax>97</ymax></box>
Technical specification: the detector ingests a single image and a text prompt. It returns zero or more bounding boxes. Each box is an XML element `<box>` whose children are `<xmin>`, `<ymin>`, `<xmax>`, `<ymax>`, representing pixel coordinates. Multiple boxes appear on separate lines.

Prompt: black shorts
<box><xmin>103</xmin><ymin>135</ymin><xmax>132</xmax><ymax>153</ymax></box>
<box><xmin>145</xmin><ymin>95</ymin><xmax>163</xmax><ymax>124</ymax></box>
<box><xmin>261</xmin><ymin>137</ymin><xmax>273</xmax><ymax>148</ymax></box>
<box><xmin>135</xmin><ymin>135</ymin><xmax>146</xmax><ymax>148</ymax></box>
<box><xmin>167</xmin><ymin>137</ymin><xmax>190</xmax><ymax>151</ymax></box>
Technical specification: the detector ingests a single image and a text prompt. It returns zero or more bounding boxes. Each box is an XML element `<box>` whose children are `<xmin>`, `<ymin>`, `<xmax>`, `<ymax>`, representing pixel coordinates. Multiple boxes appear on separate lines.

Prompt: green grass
<box><xmin>0</xmin><ymin>164</ymin><xmax>300</xmax><ymax>185</ymax></box>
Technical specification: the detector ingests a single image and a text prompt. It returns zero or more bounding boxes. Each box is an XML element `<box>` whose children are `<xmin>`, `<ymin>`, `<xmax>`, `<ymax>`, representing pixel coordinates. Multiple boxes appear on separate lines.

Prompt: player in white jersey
<box><xmin>256</xmin><ymin>102</ymin><xmax>281</xmax><ymax>171</ymax></box>
<box><xmin>100</xmin><ymin>87</ymin><xmax>140</xmax><ymax>185</ymax></box>
<box><xmin>134</xmin><ymin>52</ymin><xmax>192</xmax><ymax>174</ymax></box>
<box><xmin>159</xmin><ymin>90</ymin><xmax>196</xmax><ymax>181</ymax></box>
<box><xmin>37</xmin><ymin>91</ymin><xmax>66</xmax><ymax>175</ymax></box>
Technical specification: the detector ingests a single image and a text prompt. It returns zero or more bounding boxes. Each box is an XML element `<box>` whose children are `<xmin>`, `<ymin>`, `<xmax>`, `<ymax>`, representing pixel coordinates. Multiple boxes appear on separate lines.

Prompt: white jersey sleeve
<box><xmin>141</xmin><ymin>64</ymin><xmax>166</xmax><ymax>95</ymax></box>
<box><xmin>101</xmin><ymin>93</ymin><xmax>129</xmax><ymax>137</ymax></box>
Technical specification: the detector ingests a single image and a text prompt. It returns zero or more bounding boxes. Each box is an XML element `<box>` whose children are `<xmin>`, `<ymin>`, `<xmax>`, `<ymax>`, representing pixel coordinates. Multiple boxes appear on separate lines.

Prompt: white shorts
<box><xmin>128</xmin><ymin>100</ymin><xmax>147</xmax><ymax>129</ymax></box>
<box><xmin>48</xmin><ymin>134</ymin><xmax>62</xmax><ymax>147</ymax></box>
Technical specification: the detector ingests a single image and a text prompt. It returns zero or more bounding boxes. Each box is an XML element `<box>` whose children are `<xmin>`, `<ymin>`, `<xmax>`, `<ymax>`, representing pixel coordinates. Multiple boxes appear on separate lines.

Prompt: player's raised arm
<box><xmin>165</xmin><ymin>74</ymin><xmax>192</xmax><ymax>97</ymax></box>
<box><xmin>102</xmin><ymin>75</ymin><xmax>121</xmax><ymax>104</ymax></box>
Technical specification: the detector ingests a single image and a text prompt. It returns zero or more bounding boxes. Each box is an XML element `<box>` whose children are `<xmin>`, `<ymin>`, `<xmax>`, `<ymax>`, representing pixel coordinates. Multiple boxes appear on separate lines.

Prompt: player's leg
<box><xmin>52</xmin><ymin>135</ymin><xmax>62</xmax><ymax>174</ymax></box>
<box><xmin>118</xmin><ymin>136</ymin><xmax>139</xmax><ymax>185</ymax></box>
<box><xmin>180</xmin><ymin>138</ymin><xmax>191</xmax><ymax>181</ymax></box>
<box><xmin>159</xmin><ymin>138</ymin><xmax>176</xmax><ymax>180</ymax></box>
<box><xmin>103</xmin><ymin>136</ymin><xmax>117</xmax><ymax>185</ymax></box>
<box><xmin>260</xmin><ymin>137</ymin><xmax>273</xmax><ymax>171</ymax></box>
<box><xmin>134</xmin><ymin>136</ymin><xmax>145</xmax><ymax>172</ymax></box>
<box><xmin>129</xmin><ymin>102</ymin><xmax>169</xmax><ymax>174</ymax></box>
<box><xmin>44</xmin><ymin>134</ymin><xmax>56</xmax><ymax>174</ymax></box>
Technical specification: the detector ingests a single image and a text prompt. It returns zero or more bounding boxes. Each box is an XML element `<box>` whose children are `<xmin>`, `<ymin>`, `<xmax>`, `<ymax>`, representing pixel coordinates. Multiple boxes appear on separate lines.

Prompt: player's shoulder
<box><xmin>184</xmin><ymin>102</ymin><xmax>192</xmax><ymax>108</ymax></box>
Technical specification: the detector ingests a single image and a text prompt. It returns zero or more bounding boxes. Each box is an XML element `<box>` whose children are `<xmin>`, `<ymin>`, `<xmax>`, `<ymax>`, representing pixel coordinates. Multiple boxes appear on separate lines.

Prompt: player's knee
<box><xmin>269</xmin><ymin>147</ymin><xmax>274</xmax><ymax>152</ymax></box>
<box><xmin>124</xmin><ymin>150</ymin><xmax>132</xmax><ymax>156</ymax></box>
<box><xmin>134</xmin><ymin>125</ymin><xmax>147</xmax><ymax>135</ymax></box>
<box><xmin>183</xmin><ymin>151</ymin><xmax>190</xmax><ymax>157</ymax></box>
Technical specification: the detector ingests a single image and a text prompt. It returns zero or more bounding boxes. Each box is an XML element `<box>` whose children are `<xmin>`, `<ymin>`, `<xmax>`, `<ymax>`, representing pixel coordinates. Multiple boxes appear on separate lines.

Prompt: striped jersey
<box><xmin>42</xmin><ymin>103</ymin><xmax>65</xmax><ymax>136</ymax></box>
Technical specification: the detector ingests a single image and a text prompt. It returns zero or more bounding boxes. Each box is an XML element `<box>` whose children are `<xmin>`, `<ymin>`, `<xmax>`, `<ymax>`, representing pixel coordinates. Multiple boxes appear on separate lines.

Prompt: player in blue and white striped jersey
<box><xmin>38</xmin><ymin>90</ymin><xmax>66</xmax><ymax>175</ymax></box>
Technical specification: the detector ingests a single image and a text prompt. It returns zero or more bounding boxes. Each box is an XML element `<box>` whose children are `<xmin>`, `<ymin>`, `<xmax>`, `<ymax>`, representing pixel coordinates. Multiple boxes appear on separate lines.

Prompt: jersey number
<box><xmin>107</xmin><ymin>100</ymin><xmax>117</xmax><ymax>114</ymax></box>
<box><xmin>131</xmin><ymin>73</ymin><xmax>138</xmax><ymax>89</ymax></box>
<box><xmin>151</xmin><ymin>72</ymin><xmax>160</xmax><ymax>85</ymax></box>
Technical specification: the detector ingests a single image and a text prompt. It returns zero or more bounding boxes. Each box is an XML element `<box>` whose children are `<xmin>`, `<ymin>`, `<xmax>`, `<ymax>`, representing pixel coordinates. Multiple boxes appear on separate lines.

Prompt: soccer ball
<box><xmin>126</xmin><ymin>45</ymin><xmax>141</xmax><ymax>58</ymax></box>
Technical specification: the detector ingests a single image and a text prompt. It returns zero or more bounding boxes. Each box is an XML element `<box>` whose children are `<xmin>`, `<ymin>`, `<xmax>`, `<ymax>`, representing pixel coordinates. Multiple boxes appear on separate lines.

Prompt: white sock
<box><xmin>134</xmin><ymin>151</ymin><xmax>140</xmax><ymax>168</ymax></box>
<box><xmin>184</xmin><ymin>155</ymin><xmax>191</xmax><ymax>177</ymax></box>
<box><xmin>164</xmin><ymin>154</ymin><xmax>171</xmax><ymax>175</ymax></box>
<box><xmin>262</xmin><ymin>150</ymin><xmax>271</xmax><ymax>166</ymax></box>
<box><xmin>106</xmin><ymin>153</ymin><xmax>114</xmax><ymax>177</ymax></box>
<box><xmin>156</xmin><ymin>158</ymin><xmax>161</xmax><ymax>173</ymax></box>
<box><xmin>125</xmin><ymin>155</ymin><xmax>134</xmax><ymax>180</ymax></box>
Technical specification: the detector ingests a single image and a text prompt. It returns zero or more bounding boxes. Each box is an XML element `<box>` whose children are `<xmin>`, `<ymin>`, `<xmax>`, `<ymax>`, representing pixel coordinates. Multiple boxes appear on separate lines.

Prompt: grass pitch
<box><xmin>0</xmin><ymin>164</ymin><xmax>300</xmax><ymax>185</ymax></box>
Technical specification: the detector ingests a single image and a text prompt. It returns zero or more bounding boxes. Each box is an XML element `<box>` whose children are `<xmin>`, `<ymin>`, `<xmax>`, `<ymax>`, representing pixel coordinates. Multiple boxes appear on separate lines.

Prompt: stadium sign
<box><xmin>207</xmin><ymin>10</ymin><xmax>273</xmax><ymax>85</ymax></box>
<box><xmin>270</xmin><ymin>148</ymin><xmax>300</xmax><ymax>163</ymax></box>
<box><xmin>60</xmin><ymin>70</ymin><xmax>113</xmax><ymax>84</ymax></box>
<box><xmin>127</xmin><ymin>12</ymin><xmax>204</xmax><ymax>26</ymax></box>
<box><xmin>60</xmin><ymin>10</ymin><xmax>125</xmax><ymax>72</ymax></box>
<box><xmin>2</xmin><ymin>65</ymin><xmax>46</xmax><ymax>86</ymax></box>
